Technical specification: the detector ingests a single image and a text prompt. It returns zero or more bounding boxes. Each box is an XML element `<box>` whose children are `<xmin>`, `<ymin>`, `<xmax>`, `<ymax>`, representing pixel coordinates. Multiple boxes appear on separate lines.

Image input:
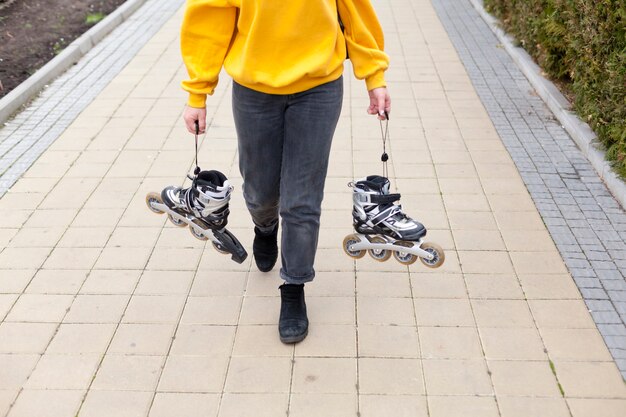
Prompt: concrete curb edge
<box><xmin>0</xmin><ymin>0</ymin><xmax>149</xmax><ymax>125</ymax></box>
<box><xmin>468</xmin><ymin>0</ymin><xmax>626</xmax><ymax>210</ymax></box>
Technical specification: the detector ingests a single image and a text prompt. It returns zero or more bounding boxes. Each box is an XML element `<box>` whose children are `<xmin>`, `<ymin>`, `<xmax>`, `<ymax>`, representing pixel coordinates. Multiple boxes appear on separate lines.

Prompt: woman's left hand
<box><xmin>367</xmin><ymin>87</ymin><xmax>391</xmax><ymax>120</ymax></box>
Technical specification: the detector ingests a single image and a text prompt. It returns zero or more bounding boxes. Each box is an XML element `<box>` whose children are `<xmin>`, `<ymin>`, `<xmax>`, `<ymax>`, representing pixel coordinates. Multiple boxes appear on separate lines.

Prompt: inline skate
<box><xmin>342</xmin><ymin>175</ymin><xmax>444</xmax><ymax>267</ymax></box>
<box><xmin>146</xmin><ymin>169</ymin><xmax>248</xmax><ymax>264</ymax></box>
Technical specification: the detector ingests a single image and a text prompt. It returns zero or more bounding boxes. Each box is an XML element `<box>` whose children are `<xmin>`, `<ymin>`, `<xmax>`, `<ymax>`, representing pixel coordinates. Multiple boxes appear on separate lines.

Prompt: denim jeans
<box><xmin>232</xmin><ymin>76</ymin><xmax>343</xmax><ymax>284</ymax></box>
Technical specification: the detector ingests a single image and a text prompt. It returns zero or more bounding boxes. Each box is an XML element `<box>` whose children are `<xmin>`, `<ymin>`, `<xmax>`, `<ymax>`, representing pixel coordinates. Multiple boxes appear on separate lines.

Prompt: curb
<box><xmin>468</xmin><ymin>0</ymin><xmax>626</xmax><ymax>210</ymax></box>
<box><xmin>0</xmin><ymin>0</ymin><xmax>148</xmax><ymax>125</ymax></box>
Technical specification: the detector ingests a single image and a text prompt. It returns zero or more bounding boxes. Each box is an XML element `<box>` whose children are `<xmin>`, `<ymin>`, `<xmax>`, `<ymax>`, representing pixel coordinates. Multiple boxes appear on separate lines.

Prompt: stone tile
<box><xmin>92</xmin><ymin>355</ymin><xmax>165</xmax><ymax>391</ymax></box>
<box><xmin>510</xmin><ymin>252</ymin><xmax>569</xmax><ymax>275</ymax></box>
<box><xmin>94</xmin><ymin>247</ymin><xmax>152</xmax><ymax>269</ymax></box>
<box><xmin>158</xmin><ymin>356</ymin><xmax>229</xmax><ymax>393</ymax></box>
<box><xmin>0</xmin><ymin>269</ymin><xmax>34</xmax><ymax>293</ymax></box>
<box><xmin>80</xmin><ymin>269</ymin><xmax>142</xmax><ymax>294</ymax></box>
<box><xmin>6</xmin><ymin>294</ymin><xmax>74</xmax><ymax>323</ymax></box>
<box><xmin>359</xmin><ymin>395</ymin><xmax>428</xmax><ymax>417</ymax></box>
<box><xmin>480</xmin><ymin>327</ymin><xmax>547</xmax><ymax>360</ymax></box>
<box><xmin>146</xmin><ymin>247</ymin><xmax>203</xmax><ymax>271</ymax></box>
<box><xmin>47</xmin><ymin>323</ymin><xmax>116</xmax><ymax>354</ymax></box>
<box><xmin>518</xmin><ymin>274</ymin><xmax>582</xmax><ymax>299</ymax></box>
<box><xmin>453</xmin><ymin>230</ymin><xmax>506</xmax><ymax>251</ymax></box>
<box><xmin>134</xmin><ymin>270</ymin><xmax>194</xmax><ymax>295</ymax></box>
<box><xmin>307</xmin><ymin>296</ymin><xmax>355</xmax><ymax>325</ymax></box>
<box><xmin>472</xmin><ymin>299</ymin><xmax>535</xmax><ymax>328</ymax></box>
<box><xmin>357</xmin><ymin>297</ymin><xmax>415</xmax><ymax>325</ymax></box>
<box><xmin>292</xmin><ymin>357</ymin><xmax>357</xmax><ymax>393</ymax></box>
<box><xmin>289</xmin><ymin>393</ymin><xmax>357</xmax><ymax>417</ymax></box>
<box><xmin>64</xmin><ymin>294</ymin><xmax>129</xmax><ymax>323</ymax></box>
<box><xmin>498</xmin><ymin>397</ymin><xmax>570</xmax><ymax>417</ymax></box>
<box><xmin>190</xmin><ymin>271</ymin><xmax>247</xmax><ymax>296</ymax></box>
<box><xmin>488</xmin><ymin>360</ymin><xmax>560</xmax><ymax>397</ymax></box>
<box><xmin>410</xmin><ymin>273</ymin><xmax>467</xmax><ymax>298</ymax></box>
<box><xmin>7</xmin><ymin>389</ymin><xmax>85</xmax><ymax>417</ymax></box>
<box><xmin>464</xmin><ymin>273</ymin><xmax>524</xmax><ymax>299</ymax></box>
<box><xmin>358</xmin><ymin>325</ymin><xmax>419</xmax><ymax>358</ymax></box>
<box><xmin>7</xmin><ymin>227</ymin><xmax>65</xmax><ymax>248</ymax></box>
<box><xmin>149</xmin><ymin>393</ymin><xmax>220</xmax><ymax>417</ymax></box>
<box><xmin>567</xmin><ymin>399</ymin><xmax>626</xmax><ymax>417</ymax></box>
<box><xmin>458</xmin><ymin>250</ymin><xmax>514</xmax><ymax>274</ymax></box>
<box><xmin>181</xmin><ymin>296</ymin><xmax>242</xmax><ymax>325</ymax></box>
<box><xmin>528</xmin><ymin>300</ymin><xmax>596</xmax><ymax>328</ymax></box>
<box><xmin>107</xmin><ymin>227</ymin><xmax>162</xmax><ymax>248</ymax></box>
<box><xmin>428</xmin><ymin>396</ymin><xmax>499</xmax><ymax>417</ymax></box>
<box><xmin>109</xmin><ymin>324</ymin><xmax>176</xmax><ymax>355</ymax></box>
<box><xmin>42</xmin><ymin>247</ymin><xmax>101</xmax><ymax>270</ymax></box>
<box><xmin>224</xmin><ymin>356</ymin><xmax>292</xmax><ymax>393</ymax></box>
<box><xmin>419</xmin><ymin>327</ymin><xmax>483</xmax><ymax>359</ymax></box>
<box><xmin>0</xmin><ymin>322</ymin><xmax>57</xmax><ymax>354</ymax></box>
<box><xmin>358</xmin><ymin>358</ymin><xmax>424</xmax><ymax>395</ymax></box>
<box><xmin>414</xmin><ymin>298</ymin><xmax>475</xmax><ymax>327</ymax></box>
<box><xmin>422</xmin><ymin>359</ymin><xmax>493</xmax><ymax>395</ymax></box>
<box><xmin>0</xmin><ymin>354</ymin><xmax>40</xmax><ymax>389</ymax></box>
<box><xmin>56</xmin><ymin>227</ymin><xmax>113</xmax><ymax>248</ymax></box>
<box><xmin>294</xmin><ymin>324</ymin><xmax>356</xmax><ymax>358</ymax></box>
<box><xmin>356</xmin><ymin>272</ymin><xmax>411</xmax><ymax>297</ymax></box>
<box><xmin>238</xmin><ymin>296</ymin><xmax>279</xmax><ymax>325</ymax></box>
<box><xmin>0</xmin><ymin>247</ymin><xmax>52</xmax><ymax>269</ymax></box>
<box><xmin>123</xmin><ymin>295</ymin><xmax>185</xmax><ymax>324</ymax></box>
<box><xmin>218</xmin><ymin>393</ymin><xmax>288</xmax><ymax>417</ymax></box>
<box><xmin>541</xmin><ymin>328</ymin><xmax>613</xmax><ymax>361</ymax></box>
<box><xmin>0</xmin><ymin>390</ymin><xmax>18</xmax><ymax>417</ymax></box>
<box><xmin>25</xmin><ymin>269</ymin><xmax>88</xmax><ymax>294</ymax></box>
<box><xmin>80</xmin><ymin>391</ymin><xmax>153</xmax><ymax>417</ymax></box>
<box><xmin>170</xmin><ymin>324</ymin><xmax>235</xmax><ymax>357</ymax></box>
<box><xmin>25</xmin><ymin>354</ymin><xmax>101</xmax><ymax>390</ymax></box>
<box><xmin>553</xmin><ymin>361</ymin><xmax>626</xmax><ymax>398</ymax></box>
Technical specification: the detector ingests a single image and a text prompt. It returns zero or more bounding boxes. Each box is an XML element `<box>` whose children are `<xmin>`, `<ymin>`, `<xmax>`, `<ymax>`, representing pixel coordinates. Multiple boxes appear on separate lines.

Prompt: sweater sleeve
<box><xmin>180</xmin><ymin>0</ymin><xmax>237</xmax><ymax>108</ymax></box>
<box><xmin>337</xmin><ymin>0</ymin><xmax>389</xmax><ymax>91</ymax></box>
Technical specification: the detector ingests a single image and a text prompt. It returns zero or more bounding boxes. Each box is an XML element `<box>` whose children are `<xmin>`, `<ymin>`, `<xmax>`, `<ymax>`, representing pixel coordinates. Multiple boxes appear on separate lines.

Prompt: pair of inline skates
<box><xmin>146</xmin><ymin>119</ymin><xmax>444</xmax><ymax>269</ymax></box>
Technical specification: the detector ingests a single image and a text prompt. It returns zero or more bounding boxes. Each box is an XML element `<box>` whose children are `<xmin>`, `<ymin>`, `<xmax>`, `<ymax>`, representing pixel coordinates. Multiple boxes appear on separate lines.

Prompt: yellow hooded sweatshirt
<box><xmin>180</xmin><ymin>0</ymin><xmax>389</xmax><ymax>108</ymax></box>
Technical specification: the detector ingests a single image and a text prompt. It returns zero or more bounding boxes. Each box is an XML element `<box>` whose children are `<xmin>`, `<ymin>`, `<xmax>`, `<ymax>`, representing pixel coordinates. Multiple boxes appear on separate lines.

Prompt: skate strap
<box><xmin>193</xmin><ymin>121</ymin><xmax>201</xmax><ymax>176</ymax></box>
<box><xmin>379</xmin><ymin>113</ymin><xmax>390</xmax><ymax>178</ymax></box>
<box><xmin>355</xmin><ymin>192</ymin><xmax>401</xmax><ymax>205</ymax></box>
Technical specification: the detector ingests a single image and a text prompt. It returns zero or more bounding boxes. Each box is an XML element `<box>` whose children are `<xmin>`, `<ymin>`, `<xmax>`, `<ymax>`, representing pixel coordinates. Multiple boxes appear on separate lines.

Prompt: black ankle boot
<box><xmin>253</xmin><ymin>226</ymin><xmax>278</xmax><ymax>272</ymax></box>
<box><xmin>279</xmin><ymin>283</ymin><xmax>308</xmax><ymax>343</ymax></box>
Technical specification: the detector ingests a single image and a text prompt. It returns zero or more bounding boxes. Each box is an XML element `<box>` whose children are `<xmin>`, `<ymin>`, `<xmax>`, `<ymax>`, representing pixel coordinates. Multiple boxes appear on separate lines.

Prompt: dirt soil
<box><xmin>0</xmin><ymin>0</ymin><xmax>127</xmax><ymax>99</ymax></box>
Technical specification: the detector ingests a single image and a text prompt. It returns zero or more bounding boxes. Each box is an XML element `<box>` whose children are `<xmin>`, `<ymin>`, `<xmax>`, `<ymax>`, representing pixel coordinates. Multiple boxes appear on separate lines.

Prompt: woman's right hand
<box><xmin>183</xmin><ymin>105</ymin><xmax>207</xmax><ymax>134</ymax></box>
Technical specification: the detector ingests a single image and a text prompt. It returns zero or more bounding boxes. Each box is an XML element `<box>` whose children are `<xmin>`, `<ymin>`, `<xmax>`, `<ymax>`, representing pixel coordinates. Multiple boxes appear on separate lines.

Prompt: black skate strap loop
<box><xmin>193</xmin><ymin>120</ymin><xmax>201</xmax><ymax>177</ymax></box>
<box><xmin>355</xmin><ymin>192</ymin><xmax>401</xmax><ymax>205</ymax></box>
<box><xmin>379</xmin><ymin>114</ymin><xmax>390</xmax><ymax>178</ymax></box>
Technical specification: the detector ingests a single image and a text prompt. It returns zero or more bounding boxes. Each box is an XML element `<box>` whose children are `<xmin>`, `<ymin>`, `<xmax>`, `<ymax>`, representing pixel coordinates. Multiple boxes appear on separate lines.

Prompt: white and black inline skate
<box><xmin>342</xmin><ymin>175</ymin><xmax>444</xmax><ymax>267</ymax></box>
<box><xmin>342</xmin><ymin>113</ymin><xmax>444</xmax><ymax>268</ymax></box>
<box><xmin>145</xmin><ymin>123</ymin><xmax>248</xmax><ymax>264</ymax></box>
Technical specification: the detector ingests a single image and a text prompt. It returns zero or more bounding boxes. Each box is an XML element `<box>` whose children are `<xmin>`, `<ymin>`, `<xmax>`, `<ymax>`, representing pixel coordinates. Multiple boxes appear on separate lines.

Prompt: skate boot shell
<box><xmin>342</xmin><ymin>175</ymin><xmax>444</xmax><ymax>268</ymax></box>
<box><xmin>146</xmin><ymin>170</ymin><xmax>248</xmax><ymax>264</ymax></box>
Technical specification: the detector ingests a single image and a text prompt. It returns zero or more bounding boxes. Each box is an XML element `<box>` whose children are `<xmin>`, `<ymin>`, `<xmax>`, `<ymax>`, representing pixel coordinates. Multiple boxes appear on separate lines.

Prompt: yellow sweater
<box><xmin>180</xmin><ymin>0</ymin><xmax>389</xmax><ymax>108</ymax></box>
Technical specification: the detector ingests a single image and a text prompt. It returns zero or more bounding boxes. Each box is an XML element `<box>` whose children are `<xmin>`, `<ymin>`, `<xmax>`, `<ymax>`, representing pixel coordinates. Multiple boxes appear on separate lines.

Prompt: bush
<box><xmin>484</xmin><ymin>0</ymin><xmax>626</xmax><ymax>177</ymax></box>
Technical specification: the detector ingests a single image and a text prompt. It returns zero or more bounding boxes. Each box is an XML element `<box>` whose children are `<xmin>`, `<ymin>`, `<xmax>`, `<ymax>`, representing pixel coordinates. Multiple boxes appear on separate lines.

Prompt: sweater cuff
<box><xmin>365</xmin><ymin>71</ymin><xmax>386</xmax><ymax>91</ymax></box>
<box><xmin>187</xmin><ymin>93</ymin><xmax>207</xmax><ymax>109</ymax></box>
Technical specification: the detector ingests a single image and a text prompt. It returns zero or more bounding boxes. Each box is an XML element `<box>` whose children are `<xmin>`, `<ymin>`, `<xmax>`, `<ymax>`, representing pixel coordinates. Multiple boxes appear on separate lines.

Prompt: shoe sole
<box><xmin>279</xmin><ymin>328</ymin><xmax>308</xmax><ymax>344</ymax></box>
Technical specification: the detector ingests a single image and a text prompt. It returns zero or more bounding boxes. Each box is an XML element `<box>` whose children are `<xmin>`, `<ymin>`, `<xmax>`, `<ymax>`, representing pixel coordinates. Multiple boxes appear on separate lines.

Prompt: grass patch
<box><xmin>85</xmin><ymin>12</ymin><xmax>105</xmax><ymax>25</ymax></box>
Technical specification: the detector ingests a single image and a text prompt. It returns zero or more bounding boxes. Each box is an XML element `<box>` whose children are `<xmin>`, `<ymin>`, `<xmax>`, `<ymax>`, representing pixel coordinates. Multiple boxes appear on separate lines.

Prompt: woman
<box><xmin>180</xmin><ymin>0</ymin><xmax>391</xmax><ymax>343</ymax></box>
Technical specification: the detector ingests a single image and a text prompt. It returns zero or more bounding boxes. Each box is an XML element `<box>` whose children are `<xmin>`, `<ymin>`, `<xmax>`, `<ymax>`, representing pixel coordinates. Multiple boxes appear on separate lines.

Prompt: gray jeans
<box><xmin>232</xmin><ymin>77</ymin><xmax>343</xmax><ymax>284</ymax></box>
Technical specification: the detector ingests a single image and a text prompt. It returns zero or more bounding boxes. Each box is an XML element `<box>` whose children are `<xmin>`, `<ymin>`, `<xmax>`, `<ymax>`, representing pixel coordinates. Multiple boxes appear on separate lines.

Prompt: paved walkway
<box><xmin>0</xmin><ymin>0</ymin><xmax>625</xmax><ymax>416</ymax></box>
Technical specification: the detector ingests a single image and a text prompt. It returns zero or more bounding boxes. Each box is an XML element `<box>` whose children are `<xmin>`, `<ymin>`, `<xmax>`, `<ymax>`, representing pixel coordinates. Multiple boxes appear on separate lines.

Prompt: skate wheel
<box><xmin>368</xmin><ymin>236</ymin><xmax>392</xmax><ymax>262</ymax></box>
<box><xmin>168</xmin><ymin>213</ymin><xmax>186</xmax><ymax>227</ymax></box>
<box><xmin>343</xmin><ymin>234</ymin><xmax>365</xmax><ymax>259</ymax></box>
<box><xmin>212</xmin><ymin>241</ymin><xmax>230</xmax><ymax>255</ymax></box>
<box><xmin>189</xmin><ymin>220</ymin><xmax>208</xmax><ymax>241</ymax></box>
<box><xmin>145</xmin><ymin>192</ymin><xmax>164</xmax><ymax>214</ymax></box>
<box><xmin>419</xmin><ymin>242</ymin><xmax>445</xmax><ymax>268</ymax></box>
<box><xmin>393</xmin><ymin>241</ymin><xmax>418</xmax><ymax>265</ymax></box>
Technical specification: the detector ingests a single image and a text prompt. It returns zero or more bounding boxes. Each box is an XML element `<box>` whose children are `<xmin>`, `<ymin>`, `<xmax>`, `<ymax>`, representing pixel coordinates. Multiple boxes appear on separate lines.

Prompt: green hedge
<box><xmin>484</xmin><ymin>0</ymin><xmax>626</xmax><ymax>177</ymax></box>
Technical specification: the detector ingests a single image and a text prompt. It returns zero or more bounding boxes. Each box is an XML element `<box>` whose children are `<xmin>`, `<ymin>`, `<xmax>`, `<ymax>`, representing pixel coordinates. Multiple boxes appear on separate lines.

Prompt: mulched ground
<box><xmin>0</xmin><ymin>0</ymin><xmax>127</xmax><ymax>98</ymax></box>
